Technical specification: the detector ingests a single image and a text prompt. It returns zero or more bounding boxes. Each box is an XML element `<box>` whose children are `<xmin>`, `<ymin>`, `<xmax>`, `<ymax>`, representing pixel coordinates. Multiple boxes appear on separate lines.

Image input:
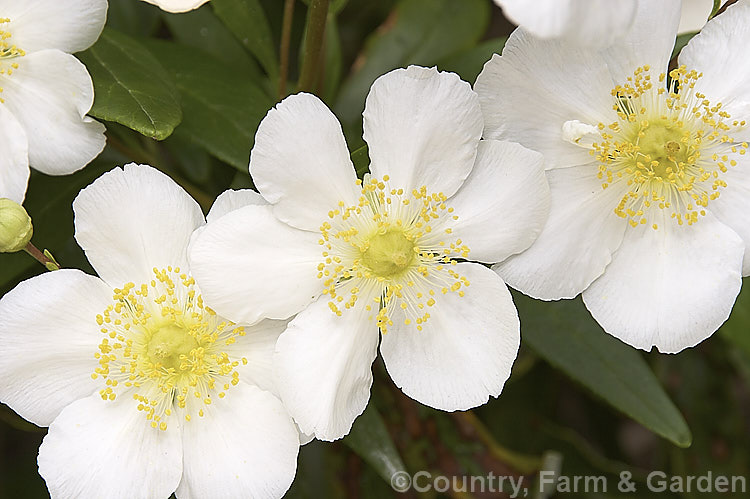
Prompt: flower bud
<box><xmin>0</xmin><ymin>198</ymin><xmax>33</xmax><ymax>253</ymax></box>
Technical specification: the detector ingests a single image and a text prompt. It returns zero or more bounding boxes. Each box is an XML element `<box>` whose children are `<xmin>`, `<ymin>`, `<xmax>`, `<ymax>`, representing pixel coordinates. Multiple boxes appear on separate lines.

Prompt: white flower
<box><xmin>475</xmin><ymin>0</ymin><xmax>750</xmax><ymax>353</ymax></box>
<box><xmin>189</xmin><ymin>66</ymin><xmax>550</xmax><ymax>441</ymax></box>
<box><xmin>142</xmin><ymin>0</ymin><xmax>210</xmax><ymax>13</ymax></box>
<box><xmin>0</xmin><ymin>164</ymin><xmax>299</xmax><ymax>498</ymax></box>
<box><xmin>0</xmin><ymin>0</ymin><xmax>107</xmax><ymax>204</ymax></box>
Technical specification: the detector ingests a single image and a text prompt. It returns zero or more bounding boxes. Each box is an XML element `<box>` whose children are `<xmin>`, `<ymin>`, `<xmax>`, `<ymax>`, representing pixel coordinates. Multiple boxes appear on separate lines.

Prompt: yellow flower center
<box><xmin>0</xmin><ymin>18</ymin><xmax>24</xmax><ymax>104</ymax></box>
<box><xmin>318</xmin><ymin>175</ymin><xmax>471</xmax><ymax>333</ymax></box>
<box><xmin>592</xmin><ymin>65</ymin><xmax>747</xmax><ymax>229</ymax></box>
<box><xmin>93</xmin><ymin>267</ymin><xmax>247</xmax><ymax>431</ymax></box>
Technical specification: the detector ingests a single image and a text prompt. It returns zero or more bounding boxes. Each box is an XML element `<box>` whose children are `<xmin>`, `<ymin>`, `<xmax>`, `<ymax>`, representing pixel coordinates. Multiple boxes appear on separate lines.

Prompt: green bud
<box><xmin>0</xmin><ymin>198</ymin><xmax>33</xmax><ymax>253</ymax></box>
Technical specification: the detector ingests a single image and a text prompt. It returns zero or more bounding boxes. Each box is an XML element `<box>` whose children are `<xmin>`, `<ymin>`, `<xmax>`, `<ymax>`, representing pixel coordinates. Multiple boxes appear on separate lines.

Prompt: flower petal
<box><xmin>380</xmin><ymin>263</ymin><xmax>519</xmax><ymax>411</ymax></box>
<box><xmin>175</xmin><ymin>383</ymin><xmax>299</xmax><ymax>499</ymax></box>
<box><xmin>364</xmin><ymin>66</ymin><xmax>483</xmax><ymax>197</ymax></box>
<box><xmin>678</xmin><ymin>0</ymin><xmax>728</xmax><ymax>35</ymax></box>
<box><xmin>582</xmin><ymin>214</ymin><xmax>744</xmax><ymax>353</ymax></box>
<box><xmin>250</xmin><ymin>93</ymin><xmax>359</xmax><ymax>232</ymax></box>
<box><xmin>600</xmin><ymin>0</ymin><xmax>681</xmax><ymax>83</ymax></box>
<box><xmin>189</xmin><ymin>204</ymin><xmax>322</xmax><ymax>324</ymax></box>
<box><xmin>73</xmin><ymin>164</ymin><xmax>205</xmax><ymax>288</ymax></box>
<box><xmin>1</xmin><ymin>0</ymin><xmax>107</xmax><ymax>53</ymax></box>
<box><xmin>1</xmin><ymin>49</ymin><xmax>105</xmax><ymax>175</ymax></box>
<box><xmin>475</xmin><ymin>30</ymin><xmax>615</xmax><ymax>169</ymax></box>
<box><xmin>0</xmin><ymin>105</ymin><xmax>29</xmax><ymax>203</ymax></box>
<box><xmin>141</xmin><ymin>0</ymin><xmax>210</xmax><ymax>14</ymax></box>
<box><xmin>38</xmin><ymin>392</ymin><xmax>183</xmax><ymax>499</ymax></box>
<box><xmin>447</xmin><ymin>140</ymin><xmax>550</xmax><ymax>263</ymax></box>
<box><xmin>206</xmin><ymin>189</ymin><xmax>266</xmax><ymax>223</ymax></box>
<box><xmin>0</xmin><ymin>269</ymin><xmax>111</xmax><ymax>426</ymax></box>
<box><xmin>273</xmin><ymin>294</ymin><xmax>379</xmax><ymax>441</ymax></box>
<box><xmin>708</xmin><ymin>160</ymin><xmax>750</xmax><ymax>275</ymax></box>
<box><xmin>225</xmin><ymin>319</ymin><xmax>290</xmax><ymax>396</ymax></box>
<box><xmin>493</xmin><ymin>0</ymin><xmax>637</xmax><ymax>46</ymax></box>
<box><xmin>493</xmin><ymin>163</ymin><xmax>627</xmax><ymax>300</ymax></box>
<box><xmin>679</xmin><ymin>0</ymin><xmax>750</xmax><ymax>112</ymax></box>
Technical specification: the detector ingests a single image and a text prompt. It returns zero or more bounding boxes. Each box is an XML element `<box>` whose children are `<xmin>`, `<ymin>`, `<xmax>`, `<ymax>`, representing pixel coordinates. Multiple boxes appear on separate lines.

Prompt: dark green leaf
<box><xmin>720</xmin><ymin>277</ymin><xmax>750</xmax><ymax>356</ymax></box>
<box><xmin>79</xmin><ymin>28</ymin><xmax>182</xmax><ymax>140</ymax></box>
<box><xmin>335</xmin><ymin>0</ymin><xmax>489</xmax><ymax>129</ymax></box>
<box><xmin>343</xmin><ymin>403</ymin><xmax>407</xmax><ymax>483</ymax></box>
<box><xmin>515</xmin><ymin>293</ymin><xmax>692</xmax><ymax>447</ymax></box>
<box><xmin>671</xmin><ymin>32</ymin><xmax>698</xmax><ymax>60</ymax></box>
<box><xmin>211</xmin><ymin>0</ymin><xmax>279</xmax><ymax>79</ymax></box>
<box><xmin>350</xmin><ymin>144</ymin><xmax>369</xmax><ymax>178</ymax></box>
<box><xmin>438</xmin><ymin>37</ymin><xmax>507</xmax><ymax>84</ymax></box>
<box><xmin>105</xmin><ymin>0</ymin><xmax>161</xmax><ymax>37</ymax></box>
<box><xmin>145</xmin><ymin>40</ymin><xmax>274</xmax><ymax>171</ymax></box>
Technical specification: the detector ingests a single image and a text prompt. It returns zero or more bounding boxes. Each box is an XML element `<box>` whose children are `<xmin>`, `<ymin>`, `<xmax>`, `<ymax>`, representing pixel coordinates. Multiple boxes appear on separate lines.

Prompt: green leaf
<box><xmin>211</xmin><ymin>0</ymin><xmax>278</xmax><ymax>79</ymax></box>
<box><xmin>438</xmin><ymin>37</ymin><xmax>507</xmax><ymax>84</ymax></box>
<box><xmin>79</xmin><ymin>28</ymin><xmax>182</xmax><ymax>140</ymax></box>
<box><xmin>350</xmin><ymin>144</ymin><xmax>369</xmax><ymax>178</ymax></box>
<box><xmin>335</xmin><ymin>0</ymin><xmax>489</xmax><ymax>130</ymax></box>
<box><xmin>343</xmin><ymin>403</ymin><xmax>407</xmax><ymax>483</ymax></box>
<box><xmin>145</xmin><ymin>40</ymin><xmax>274</xmax><ymax>171</ymax></box>
<box><xmin>105</xmin><ymin>0</ymin><xmax>161</xmax><ymax>37</ymax></box>
<box><xmin>162</xmin><ymin>5</ymin><xmax>262</xmax><ymax>79</ymax></box>
<box><xmin>671</xmin><ymin>32</ymin><xmax>698</xmax><ymax>60</ymax></box>
<box><xmin>514</xmin><ymin>293</ymin><xmax>692</xmax><ymax>448</ymax></box>
<box><xmin>720</xmin><ymin>277</ymin><xmax>750</xmax><ymax>356</ymax></box>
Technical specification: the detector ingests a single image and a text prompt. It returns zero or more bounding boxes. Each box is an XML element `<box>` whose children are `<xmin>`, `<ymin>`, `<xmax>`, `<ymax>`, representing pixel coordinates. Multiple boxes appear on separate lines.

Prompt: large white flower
<box><xmin>189</xmin><ymin>66</ymin><xmax>550</xmax><ymax>441</ymax></box>
<box><xmin>476</xmin><ymin>0</ymin><xmax>750</xmax><ymax>353</ymax></box>
<box><xmin>0</xmin><ymin>164</ymin><xmax>299</xmax><ymax>498</ymax></box>
<box><xmin>0</xmin><ymin>0</ymin><xmax>107</xmax><ymax>204</ymax></box>
<box><xmin>142</xmin><ymin>0</ymin><xmax>210</xmax><ymax>13</ymax></box>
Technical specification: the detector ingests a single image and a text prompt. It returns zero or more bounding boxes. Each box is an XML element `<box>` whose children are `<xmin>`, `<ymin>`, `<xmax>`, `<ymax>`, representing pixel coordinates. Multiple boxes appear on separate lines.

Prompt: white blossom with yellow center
<box><xmin>190</xmin><ymin>66</ymin><xmax>551</xmax><ymax>441</ymax></box>
<box><xmin>0</xmin><ymin>0</ymin><xmax>107</xmax><ymax>204</ymax></box>
<box><xmin>0</xmin><ymin>165</ymin><xmax>299</xmax><ymax>499</ymax></box>
<box><xmin>476</xmin><ymin>0</ymin><xmax>750</xmax><ymax>353</ymax></box>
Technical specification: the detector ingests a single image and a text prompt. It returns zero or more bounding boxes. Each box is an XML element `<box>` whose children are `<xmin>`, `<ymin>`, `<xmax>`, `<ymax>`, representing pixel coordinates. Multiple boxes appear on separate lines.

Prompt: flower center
<box><xmin>361</xmin><ymin>229</ymin><xmax>415</xmax><ymax>277</ymax></box>
<box><xmin>93</xmin><ymin>267</ymin><xmax>247</xmax><ymax>431</ymax></box>
<box><xmin>592</xmin><ymin>65</ymin><xmax>747</xmax><ymax>229</ymax></box>
<box><xmin>0</xmin><ymin>18</ymin><xmax>24</xmax><ymax>104</ymax></box>
<box><xmin>317</xmin><ymin>175</ymin><xmax>470</xmax><ymax>333</ymax></box>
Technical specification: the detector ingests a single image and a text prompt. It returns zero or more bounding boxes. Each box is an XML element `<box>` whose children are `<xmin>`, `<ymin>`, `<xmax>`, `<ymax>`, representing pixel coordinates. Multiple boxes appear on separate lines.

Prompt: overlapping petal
<box><xmin>582</xmin><ymin>215</ymin><xmax>744</xmax><ymax>353</ymax></box>
<box><xmin>0</xmin><ymin>270</ymin><xmax>111</xmax><ymax>426</ymax></box>
<box><xmin>38</xmin><ymin>392</ymin><xmax>183</xmax><ymax>499</ymax></box>
<box><xmin>273</xmin><ymin>293</ymin><xmax>380</xmax><ymax>441</ymax></box>
<box><xmin>380</xmin><ymin>263</ymin><xmax>519</xmax><ymax>411</ymax></box>
<box><xmin>141</xmin><ymin>0</ymin><xmax>211</xmax><ymax>14</ymax></box>
<box><xmin>176</xmin><ymin>383</ymin><xmax>298</xmax><ymax>499</ymax></box>
<box><xmin>189</xmin><ymin>204</ymin><xmax>322</xmax><ymax>324</ymax></box>
<box><xmin>708</xmin><ymin>160</ymin><xmax>750</xmax><ymax>276</ymax></box>
<box><xmin>364</xmin><ymin>66</ymin><xmax>483</xmax><ymax>197</ymax></box>
<box><xmin>74</xmin><ymin>164</ymin><xmax>205</xmax><ymax>288</ymax></box>
<box><xmin>250</xmin><ymin>93</ymin><xmax>359</xmax><ymax>232</ymax></box>
<box><xmin>0</xmin><ymin>105</ymin><xmax>29</xmax><ymax>203</ymax></box>
<box><xmin>1</xmin><ymin>49</ymin><xmax>105</xmax><ymax>176</ymax></box>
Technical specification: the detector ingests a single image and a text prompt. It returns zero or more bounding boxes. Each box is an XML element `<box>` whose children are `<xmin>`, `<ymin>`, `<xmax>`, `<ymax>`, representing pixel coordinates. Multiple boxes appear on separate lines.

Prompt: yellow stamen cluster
<box><xmin>92</xmin><ymin>267</ymin><xmax>247</xmax><ymax>431</ymax></box>
<box><xmin>591</xmin><ymin>65</ymin><xmax>747</xmax><ymax>229</ymax></box>
<box><xmin>0</xmin><ymin>18</ymin><xmax>25</xmax><ymax>104</ymax></box>
<box><xmin>317</xmin><ymin>175</ymin><xmax>471</xmax><ymax>333</ymax></box>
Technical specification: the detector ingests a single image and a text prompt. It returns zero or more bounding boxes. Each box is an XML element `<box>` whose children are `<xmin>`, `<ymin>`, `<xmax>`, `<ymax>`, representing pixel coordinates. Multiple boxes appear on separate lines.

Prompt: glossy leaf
<box><xmin>343</xmin><ymin>403</ymin><xmax>407</xmax><ymax>483</ymax></box>
<box><xmin>79</xmin><ymin>28</ymin><xmax>182</xmax><ymax>140</ymax></box>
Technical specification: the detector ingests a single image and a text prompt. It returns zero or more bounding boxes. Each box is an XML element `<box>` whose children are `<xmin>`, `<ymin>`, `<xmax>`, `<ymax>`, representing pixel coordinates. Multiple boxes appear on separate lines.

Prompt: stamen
<box><xmin>0</xmin><ymin>18</ymin><xmax>25</xmax><ymax>104</ymax></box>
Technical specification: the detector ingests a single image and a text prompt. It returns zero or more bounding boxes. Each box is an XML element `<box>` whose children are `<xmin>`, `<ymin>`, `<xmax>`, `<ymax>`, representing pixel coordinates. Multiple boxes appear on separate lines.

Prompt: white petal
<box><xmin>447</xmin><ymin>140</ymin><xmax>550</xmax><ymax>263</ymax></box>
<box><xmin>679</xmin><ymin>0</ymin><xmax>750</xmax><ymax>111</ymax></box>
<box><xmin>678</xmin><ymin>0</ymin><xmax>728</xmax><ymax>34</ymax></box>
<box><xmin>73</xmin><ymin>164</ymin><xmax>205</xmax><ymax>288</ymax></box>
<box><xmin>226</xmin><ymin>319</ymin><xmax>290</xmax><ymax>396</ymax></box>
<box><xmin>189</xmin><ymin>205</ymin><xmax>322</xmax><ymax>324</ymax></box>
<box><xmin>0</xmin><ymin>105</ymin><xmax>29</xmax><ymax>203</ymax></box>
<box><xmin>273</xmin><ymin>294</ymin><xmax>379</xmax><ymax>441</ymax></box>
<box><xmin>708</xmin><ymin>159</ymin><xmax>750</xmax><ymax>275</ymax></box>
<box><xmin>175</xmin><ymin>383</ymin><xmax>299</xmax><ymax>499</ymax></box>
<box><xmin>381</xmin><ymin>263</ymin><xmax>519</xmax><ymax>411</ymax></box>
<box><xmin>583</xmin><ymin>214</ymin><xmax>744</xmax><ymax>353</ymax></box>
<box><xmin>600</xmin><ymin>0</ymin><xmax>681</xmax><ymax>84</ymax></box>
<box><xmin>141</xmin><ymin>0</ymin><xmax>210</xmax><ymax>14</ymax></box>
<box><xmin>364</xmin><ymin>66</ymin><xmax>483</xmax><ymax>197</ymax></box>
<box><xmin>493</xmin><ymin>163</ymin><xmax>627</xmax><ymax>300</ymax></box>
<box><xmin>475</xmin><ymin>30</ymin><xmax>615</xmax><ymax>169</ymax></box>
<box><xmin>0</xmin><ymin>269</ymin><xmax>111</xmax><ymax>426</ymax></box>
<box><xmin>0</xmin><ymin>0</ymin><xmax>107</xmax><ymax>53</ymax></box>
<box><xmin>250</xmin><ymin>93</ymin><xmax>359</xmax><ymax>232</ymax></box>
<box><xmin>38</xmin><ymin>392</ymin><xmax>183</xmax><ymax>499</ymax></box>
<box><xmin>207</xmin><ymin>189</ymin><xmax>266</xmax><ymax>223</ymax></box>
<box><xmin>494</xmin><ymin>0</ymin><xmax>637</xmax><ymax>46</ymax></box>
<box><xmin>1</xmin><ymin>49</ymin><xmax>105</xmax><ymax>175</ymax></box>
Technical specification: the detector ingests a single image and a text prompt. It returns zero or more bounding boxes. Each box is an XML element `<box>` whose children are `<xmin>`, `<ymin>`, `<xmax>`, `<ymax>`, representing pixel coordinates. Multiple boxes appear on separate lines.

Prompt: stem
<box><xmin>279</xmin><ymin>0</ymin><xmax>296</xmax><ymax>99</ymax></box>
<box><xmin>24</xmin><ymin>242</ymin><xmax>59</xmax><ymax>271</ymax></box>
<box><xmin>297</xmin><ymin>0</ymin><xmax>330</xmax><ymax>93</ymax></box>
